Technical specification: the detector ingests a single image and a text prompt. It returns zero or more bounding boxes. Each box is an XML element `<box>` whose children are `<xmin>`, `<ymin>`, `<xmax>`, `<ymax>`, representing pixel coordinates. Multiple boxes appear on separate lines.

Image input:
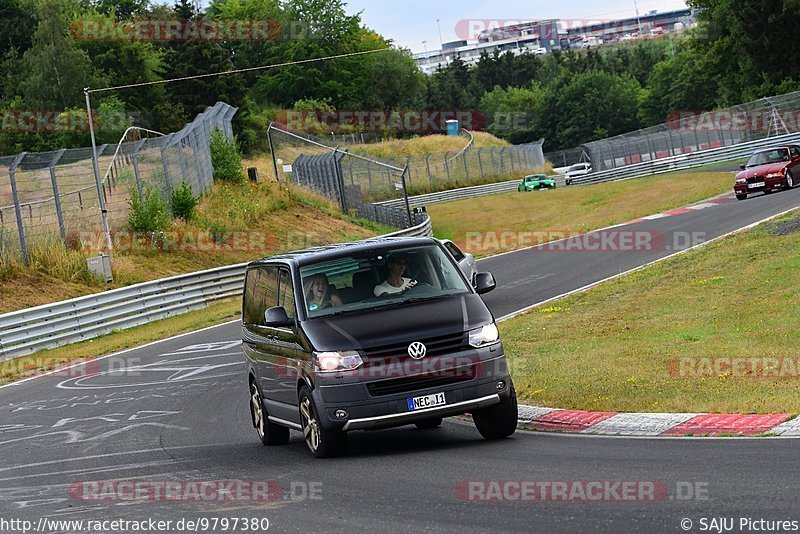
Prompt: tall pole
<box><xmin>84</xmin><ymin>88</ymin><xmax>114</xmax><ymax>258</ymax></box>
<box><xmin>437</xmin><ymin>19</ymin><xmax>444</xmax><ymax>50</ymax></box>
<box><xmin>633</xmin><ymin>0</ymin><xmax>643</xmax><ymax>36</ymax></box>
<box><xmin>267</xmin><ymin>122</ymin><xmax>280</xmax><ymax>182</ymax></box>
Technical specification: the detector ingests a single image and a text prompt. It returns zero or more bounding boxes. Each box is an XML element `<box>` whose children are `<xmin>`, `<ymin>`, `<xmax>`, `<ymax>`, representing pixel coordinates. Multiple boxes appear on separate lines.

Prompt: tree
<box><xmin>687</xmin><ymin>0</ymin><xmax>800</xmax><ymax>102</ymax></box>
<box><xmin>480</xmin><ymin>84</ymin><xmax>545</xmax><ymax>144</ymax></box>
<box><xmin>18</xmin><ymin>0</ymin><xmax>103</xmax><ymax>109</ymax></box>
<box><xmin>638</xmin><ymin>47</ymin><xmax>720</xmax><ymax>127</ymax></box>
<box><xmin>540</xmin><ymin>72</ymin><xmax>643</xmax><ymax>150</ymax></box>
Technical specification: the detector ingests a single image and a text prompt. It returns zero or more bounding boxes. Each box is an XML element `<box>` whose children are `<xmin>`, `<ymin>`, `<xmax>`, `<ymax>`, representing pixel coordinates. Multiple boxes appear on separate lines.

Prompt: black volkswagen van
<box><xmin>243</xmin><ymin>236</ymin><xmax>517</xmax><ymax>457</ymax></box>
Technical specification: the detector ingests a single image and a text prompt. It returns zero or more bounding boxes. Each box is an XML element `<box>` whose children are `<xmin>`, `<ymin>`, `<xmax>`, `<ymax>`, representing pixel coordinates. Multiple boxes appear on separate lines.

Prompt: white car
<box><xmin>564</xmin><ymin>162</ymin><xmax>592</xmax><ymax>185</ymax></box>
<box><xmin>439</xmin><ymin>239</ymin><xmax>478</xmax><ymax>286</ymax></box>
<box><xmin>532</xmin><ymin>47</ymin><xmax>547</xmax><ymax>56</ymax></box>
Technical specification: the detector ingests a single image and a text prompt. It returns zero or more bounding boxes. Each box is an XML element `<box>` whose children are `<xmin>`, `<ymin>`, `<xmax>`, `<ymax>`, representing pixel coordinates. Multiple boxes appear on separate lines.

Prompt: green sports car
<box><xmin>518</xmin><ymin>174</ymin><xmax>557</xmax><ymax>192</ymax></box>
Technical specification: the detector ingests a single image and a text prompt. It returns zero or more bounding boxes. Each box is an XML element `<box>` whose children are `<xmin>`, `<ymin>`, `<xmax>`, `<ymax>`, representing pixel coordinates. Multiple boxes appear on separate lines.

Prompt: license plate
<box><xmin>748</xmin><ymin>182</ymin><xmax>765</xmax><ymax>189</ymax></box>
<box><xmin>407</xmin><ymin>392</ymin><xmax>446</xmax><ymax>411</ymax></box>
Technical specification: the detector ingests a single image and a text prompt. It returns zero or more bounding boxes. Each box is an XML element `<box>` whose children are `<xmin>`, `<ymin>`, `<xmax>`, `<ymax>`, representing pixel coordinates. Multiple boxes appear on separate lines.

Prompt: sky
<box><xmin>344</xmin><ymin>0</ymin><xmax>690</xmax><ymax>53</ymax></box>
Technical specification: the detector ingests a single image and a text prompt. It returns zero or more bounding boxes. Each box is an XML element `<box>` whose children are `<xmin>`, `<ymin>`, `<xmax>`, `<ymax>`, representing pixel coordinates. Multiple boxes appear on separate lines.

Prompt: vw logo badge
<box><xmin>408</xmin><ymin>342</ymin><xmax>427</xmax><ymax>360</ymax></box>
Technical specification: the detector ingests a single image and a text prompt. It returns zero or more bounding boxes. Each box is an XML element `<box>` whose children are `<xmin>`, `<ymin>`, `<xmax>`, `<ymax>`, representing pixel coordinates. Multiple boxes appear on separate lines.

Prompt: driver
<box><xmin>374</xmin><ymin>254</ymin><xmax>417</xmax><ymax>296</ymax></box>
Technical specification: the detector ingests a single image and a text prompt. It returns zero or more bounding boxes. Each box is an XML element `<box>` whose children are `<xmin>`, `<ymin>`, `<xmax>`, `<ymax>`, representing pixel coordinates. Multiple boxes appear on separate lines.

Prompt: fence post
<box><xmin>48</xmin><ymin>149</ymin><xmax>67</xmax><ymax>243</ymax></box>
<box><xmin>131</xmin><ymin>139</ymin><xmax>146</xmax><ymax>203</ymax></box>
<box><xmin>425</xmin><ymin>154</ymin><xmax>433</xmax><ymax>186</ymax></box>
<box><xmin>444</xmin><ymin>152</ymin><xmax>451</xmax><ymax>181</ymax></box>
<box><xmin>160</xmin><ymin>146</ymin><xmax>174</xmax><ymax>201</ymax></box>
<box><xmin>367</xmin><ymin>160</ymin><xmax>373</xmax><ymax>189</ymax></box>
<box><xmin>405</xmin><ymin>156</ymin><xmax>412</xmax><ymax>187</ymax></box>
<box><xmin>332</xmin><ymin>148</ymin><xmax>347</xmax><ymax>213</ymax></box>
<box><xmin>8</xmin><ymin>153</ymin><xmax>28</xmax><ymax>265</ymax></box>
<box><xmin>267</xmin><ymin>123</ymin><xmax>280</xmax><ymax>182</ymax></box>
<box><xmin>462</xmin><ymin>151</ymin><xmax>469</xmax><ymax>181</ymax></box>
<box><xmin>400</xmin><ymin>164</ymin><xmax>412</xmax><ymax>227</ymax></box>
<box><xmin>477</xmin><ymin>148</ymin><xmax>484</xmax><ymax>178</ymax></box>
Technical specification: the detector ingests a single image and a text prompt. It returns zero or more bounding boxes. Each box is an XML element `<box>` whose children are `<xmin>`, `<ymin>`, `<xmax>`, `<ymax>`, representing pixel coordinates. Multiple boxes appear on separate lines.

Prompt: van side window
<box><xmin>278</xmin><ymin>269</ymin><xmax>296</xmax><ymax>320</ymax></box>
<box><xmin>444</xmin><ymin>241</ymin><xmax>465</xmax><ymax>261</ymax></box>
<box><xmin>243</xmin><ymin>266</ymin><xmax>278</xmax><ymax>326</ymax></box>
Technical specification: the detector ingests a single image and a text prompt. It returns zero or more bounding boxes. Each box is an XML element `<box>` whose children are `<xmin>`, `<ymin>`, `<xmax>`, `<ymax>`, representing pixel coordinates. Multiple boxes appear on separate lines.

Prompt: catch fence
<box><xmin>0</xmin><ymin>102</ymin><xmax>237</xmax><ymax>265</ymax></box>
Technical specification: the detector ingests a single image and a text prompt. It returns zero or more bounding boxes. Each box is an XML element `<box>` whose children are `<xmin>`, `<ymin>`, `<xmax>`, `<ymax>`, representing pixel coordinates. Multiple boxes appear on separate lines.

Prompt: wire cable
<box><xmin>86</xmin><ymin>47</ymin><xmax>392</xmax><ymax>94</ymax></box>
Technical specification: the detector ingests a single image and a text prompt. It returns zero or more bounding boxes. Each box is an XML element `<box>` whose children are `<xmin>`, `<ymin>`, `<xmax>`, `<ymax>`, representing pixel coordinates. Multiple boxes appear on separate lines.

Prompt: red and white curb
<box><xmin>517</xmin><ymin>405</ymin><xmax>799</xmax><ymax>437</ymax></box>
<box><xmin>622</xmin><ymin>196</ymin><xmax>735</xmax><ymax>226</ymax></box>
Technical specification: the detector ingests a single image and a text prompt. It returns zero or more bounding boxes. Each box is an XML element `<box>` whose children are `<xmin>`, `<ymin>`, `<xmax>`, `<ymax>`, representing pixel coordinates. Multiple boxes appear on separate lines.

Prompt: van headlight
<box><xmin>469</xmin><ymin>323</ymin><xmax>500</xmax><ymax>347</ymax></box>
<box><xmin>766</xmin><ymin>171</ymin><xmax>785</xmax><ymax>178</ymax></box>
<box><xmin>314</xmin><ymin>351</ymin><xmax>363</xmax><ymax>373</ymax></box>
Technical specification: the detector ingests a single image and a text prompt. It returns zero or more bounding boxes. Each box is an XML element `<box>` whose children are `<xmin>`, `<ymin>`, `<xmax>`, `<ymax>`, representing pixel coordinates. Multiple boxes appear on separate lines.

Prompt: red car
<box><xmin>734</xmin><ymin>145</ymin><xmax>798</xmax><ymax>200</ymax></box>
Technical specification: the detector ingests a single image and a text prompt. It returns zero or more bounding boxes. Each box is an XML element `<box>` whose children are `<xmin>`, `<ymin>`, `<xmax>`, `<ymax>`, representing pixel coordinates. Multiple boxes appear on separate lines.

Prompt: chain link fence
<box><xmin>268</xmin><ymin>124</ymin><xmax>546</xmax><ymax>206</ymax></box>
<box><xmin>0</xmin><ymin>102</ymin><xmax>237</xmax><ymax>265</ymax></box>
<box><xmin>544</xmin><ymin>147</ymin><xmax>589</xmax><ymax>170</ymax></box>
<box><xmin>584</xmin><ymin>91</ymin><xmax>800</xmax><ymax>172</ymax></box>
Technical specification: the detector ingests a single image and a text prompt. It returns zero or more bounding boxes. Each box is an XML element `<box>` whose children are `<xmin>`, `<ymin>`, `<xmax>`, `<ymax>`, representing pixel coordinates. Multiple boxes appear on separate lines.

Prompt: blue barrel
<box><xmin>446</xmin><ymin>119</ymin><xmax>459</xmax><ymax>136</ymax></box>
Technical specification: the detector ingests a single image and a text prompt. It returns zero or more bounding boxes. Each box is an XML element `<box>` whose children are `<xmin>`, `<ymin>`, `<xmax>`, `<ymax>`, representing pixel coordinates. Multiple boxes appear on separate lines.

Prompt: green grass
<box><xmin>502</xmin><ymin>211</ymin><xmax>800</xmax><ymax>414</ymax></box>
<box><xmin>428</xmin><ymin>171</ymin><xmax>734</xmax><ymax>256</ymax></box>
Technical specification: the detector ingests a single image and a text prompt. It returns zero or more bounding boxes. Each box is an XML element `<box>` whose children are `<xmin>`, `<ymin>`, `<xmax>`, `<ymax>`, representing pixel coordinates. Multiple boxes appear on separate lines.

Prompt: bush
<box><xmin>171</xmin><ymin>181</ymin><xmax>198</xmax><ymax>220</ymax></box>
<box><xmin>128</xmin><ymin>188</ymin><xmax>171</xmax><ymax>232</ymax></box>
<box><xmin>210</xmin><ymin>129</ymin><xmax>244</xmax><ymax>183</ymax></box>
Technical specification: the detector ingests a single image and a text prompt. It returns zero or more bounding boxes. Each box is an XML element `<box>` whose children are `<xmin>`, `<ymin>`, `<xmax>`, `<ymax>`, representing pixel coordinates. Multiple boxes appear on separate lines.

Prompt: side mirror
<box><xmin>264</xmin><ymin>306</ymin><xmax>292</xmax><ymax>328</ymax></box>
<box><xmin>474</xmin><ymin>272</ymin><xmax>496</xmax><ymax>295</ymax></box>
<box><xmin>739</xmin><ymin>164</ymin><xmax>746</xmax><ymax>170</ymax></box>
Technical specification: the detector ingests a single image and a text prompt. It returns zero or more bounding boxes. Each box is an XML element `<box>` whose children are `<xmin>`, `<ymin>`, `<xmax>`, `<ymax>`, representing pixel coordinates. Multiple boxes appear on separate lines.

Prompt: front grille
<box><xmin>362</xmin><ymin>332</ymin><xmax>466</xmax><ymax>359</ymax></box>
<box><xmin>366</xmin><ymin>365</ymin><xmax>476</xmax><ymax>396</ymax></box>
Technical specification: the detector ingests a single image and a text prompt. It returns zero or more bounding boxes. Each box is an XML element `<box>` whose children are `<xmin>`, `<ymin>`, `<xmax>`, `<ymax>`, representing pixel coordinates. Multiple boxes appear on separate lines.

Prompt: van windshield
<box><xmin>299</xmin><ymin>244</ymin><xmax>472</xmax><ymax>318</ymax></box>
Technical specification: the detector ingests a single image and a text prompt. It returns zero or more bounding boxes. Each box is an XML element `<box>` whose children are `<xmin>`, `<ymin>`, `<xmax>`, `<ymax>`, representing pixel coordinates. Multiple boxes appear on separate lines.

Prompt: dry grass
<box><xmin>429</xmin><ymin>172</ymin><xmax>735</xmax><ymax>257</ymax></box>
<box><xmin>0</xmin><ymin>181</ymin><xmax>382</xmax><ymax>313</ymax></box>
<box><xmin>502</xmin><ymin>212</ymin><xmax>800</xmax><ymax>414</ymax></box>
<box><xmin>350</xmin><ymin>131</ymin><xmax>509</xmax><ymax>159</ymax></box>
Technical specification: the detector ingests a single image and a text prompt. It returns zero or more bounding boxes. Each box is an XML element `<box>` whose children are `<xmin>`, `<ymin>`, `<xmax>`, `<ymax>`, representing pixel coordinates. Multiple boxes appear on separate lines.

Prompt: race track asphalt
<box><xmin>1</xmin><ymin>188</ymin><xmax>799</xmax><ymax>533</ymax></box>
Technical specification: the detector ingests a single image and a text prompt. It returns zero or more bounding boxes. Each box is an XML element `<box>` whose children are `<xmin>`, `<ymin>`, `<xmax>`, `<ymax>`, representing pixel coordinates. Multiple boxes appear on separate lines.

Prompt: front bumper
<box><xmin>735</xmin><ymin>176</ymin><xmax>785</xmax><ymax>194</ymax></box>
<box><xmin>313</xmin><ymin>346</ymin><xmax>511</xmax><ymax>431</ymax></box>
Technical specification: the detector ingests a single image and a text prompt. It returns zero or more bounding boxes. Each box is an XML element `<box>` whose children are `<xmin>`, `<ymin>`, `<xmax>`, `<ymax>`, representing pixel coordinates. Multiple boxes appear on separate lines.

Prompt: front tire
<box><xmin>250</xmin><ymin>382</ymin><xmax>290</xmax><ymax>446</ymax></box>
<box><xmin>298</xmin><ymin>385</ymin><xmax>347</xmax><ymax>458</ymax></box>
<box><xmin>786</xmin><ymin>171</ymin><xmax>794</xmax><ymax>189</ymax></box>
<box><xmin>473</xmin><ymin>382</ymin><xmax>518</xmax><ymax>440</ymax></box>
<box><xmin>735</xmin><ymin>193</ymin><xmax>747</xmax><ymax>201</ymax></box>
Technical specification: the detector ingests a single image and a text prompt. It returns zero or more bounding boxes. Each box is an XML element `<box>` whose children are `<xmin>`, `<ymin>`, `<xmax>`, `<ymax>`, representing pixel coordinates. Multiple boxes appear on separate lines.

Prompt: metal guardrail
<box><xmin>0</xmin><ymin>215</ymin><xmax>433</xmax><ymax>361</ymax></box>
<box><xmin>573</xmin><ymin>130</ymin><xmax>800</xmax><ymax>185</ymax></box>
<box><xmin>378</xmin><ymin>179</ymin><xmax>521</xmax><ymax>208</ymax></box>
